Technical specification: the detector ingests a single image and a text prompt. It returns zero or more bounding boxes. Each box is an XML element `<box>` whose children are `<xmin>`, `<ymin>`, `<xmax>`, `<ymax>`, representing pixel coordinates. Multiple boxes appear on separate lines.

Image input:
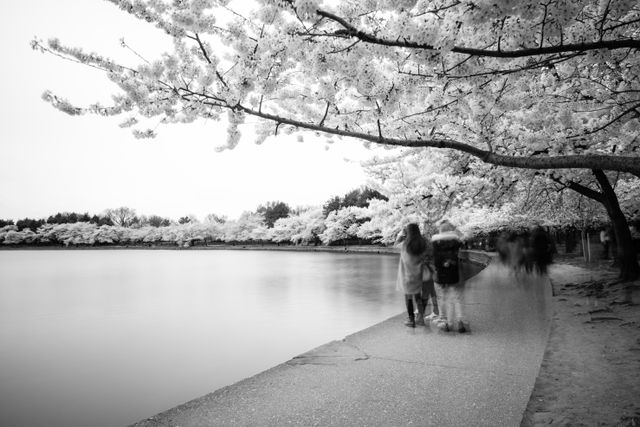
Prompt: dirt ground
<box><xmin>521</xmin><ymin>256</ymin><xmax>640</xmax><ymax>426</ymax></box>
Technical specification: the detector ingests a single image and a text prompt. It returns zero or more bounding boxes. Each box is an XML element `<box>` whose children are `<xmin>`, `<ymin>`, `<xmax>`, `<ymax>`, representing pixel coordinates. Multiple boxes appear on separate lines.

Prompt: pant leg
<box><xmin>442</xmin><ymin>286</ymin><xmax>454</xmax><ymax>325</ymax></box>
<box><xmin>414</xmin><ymin>293</ymin><xmax>425</xmax><ymax>319</ymax></box>
<box><xmin>434</xmin><ymin>282</ymin><xmax>446</xmax><ymax>319</ymax></box>
<box><xmin>422</xmin><ymin>279</ymin><xmax>437</xmax><ymax>314</ymax></box>
<box><xmin>404</xmin><ymin>294</ymin><xmax>415</xmax><ymax>319</ymax></box>
<box><xmin>428</xmin><ymin>283</ymin><xmax>439</xmax><ymax>315</ymax></box>
<box><xmin>437</xmin><ymin>284</ymin><xmax>454</xmax><ymax>324</ymax></box>
<box><xmin>449</xmin><ymin>285</ymin><xmax>464</xmax><ymax>322</ymax></box>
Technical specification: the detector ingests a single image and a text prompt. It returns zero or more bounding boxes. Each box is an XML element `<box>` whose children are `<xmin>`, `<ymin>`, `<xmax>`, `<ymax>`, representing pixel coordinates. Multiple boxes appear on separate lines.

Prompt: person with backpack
<box><xmin>431</xmin><ymin>219</ymin><xmax>467</xmax><ymax>333</ymax></box>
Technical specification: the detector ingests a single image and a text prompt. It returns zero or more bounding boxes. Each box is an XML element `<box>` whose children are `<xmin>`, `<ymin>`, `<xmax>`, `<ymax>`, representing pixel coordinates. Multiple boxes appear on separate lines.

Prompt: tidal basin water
<box><xmin>0</xmin><ymin>249</ymin><xmax>400</xmax><ymax>427</ymax></box>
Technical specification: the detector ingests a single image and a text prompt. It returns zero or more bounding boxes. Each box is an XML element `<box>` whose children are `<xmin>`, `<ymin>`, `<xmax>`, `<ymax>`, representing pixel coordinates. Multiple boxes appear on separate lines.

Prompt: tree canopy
<box><xmin>33</xmin><ymin>0</ymin><xmax>640</xmax><ymax>175</ymax></box>
<box><xmin>322</xmin><ymin>186</ymin><xmax>387</xmax><ymax>216</ymax></box>
<box><xmin>256</xmin><ymin>201</ymin><xmax>291</xmax><ymax>227</ymax></box>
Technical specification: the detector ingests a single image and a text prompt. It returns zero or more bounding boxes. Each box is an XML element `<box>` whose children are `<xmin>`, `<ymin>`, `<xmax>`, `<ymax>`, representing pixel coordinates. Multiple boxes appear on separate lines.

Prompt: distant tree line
<box><xmin>0</xmin><ymin>187</ymin><xmax>390</xmax><ymax>247</ymax></box>
<box><xmin>1</xmin><ymin>208</ymin><xmax>176</xmax><ymax>232</ymax></box>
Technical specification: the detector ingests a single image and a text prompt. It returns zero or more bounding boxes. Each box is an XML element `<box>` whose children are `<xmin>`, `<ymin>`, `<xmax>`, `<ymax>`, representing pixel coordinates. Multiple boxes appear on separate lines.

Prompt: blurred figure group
<box><xmin>395</xmin><ymin>219</ymin><xmax>468</xmax><ymax>333</ymax></box>
<box><xmin>496</xmin><ymin>227</ymin><xmax>555</xmax><ymax>275</ymax></box>
<box><xmin>395</xmin><ymin>222</ymin><xmax>554</xmax><ymax>334</ymax></box>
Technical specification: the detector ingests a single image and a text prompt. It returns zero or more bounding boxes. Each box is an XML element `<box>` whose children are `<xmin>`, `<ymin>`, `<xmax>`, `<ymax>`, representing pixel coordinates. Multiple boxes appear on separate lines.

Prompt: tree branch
<box><xmin>549</xmin><ymin>174</ymin><xmax>604</xmax><ymax>203</ymax></box>
<box><xmin>190</xmin><ymin>33</ymin><xmax>228</xmax><ymax>89</ymax></box>
<box><xmin>314</xmin><ymin>9</ymin><xmax>640</xmax><ymax>58</ymax></box>
<box><xmin>319</xmin><ymin>101</ymin><xmax>330</xmax><ymax>127</ymax></box>
<box><xmin>227</xmin><ymin>101</ymin><xmax>640</xmax><ymax>175</ymax></box>
<box><xmin>568</xmin><ymin>102</ymin><xmax>640</xmax><ymax>139</ymax></box>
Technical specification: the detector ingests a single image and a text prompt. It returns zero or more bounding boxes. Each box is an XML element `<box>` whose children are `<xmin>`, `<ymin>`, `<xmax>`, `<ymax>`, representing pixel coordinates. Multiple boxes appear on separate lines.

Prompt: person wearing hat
<box><xmin>431</xmin><ymin>219</ymin><xmax>467</xmax><ymax>332</ymax></box>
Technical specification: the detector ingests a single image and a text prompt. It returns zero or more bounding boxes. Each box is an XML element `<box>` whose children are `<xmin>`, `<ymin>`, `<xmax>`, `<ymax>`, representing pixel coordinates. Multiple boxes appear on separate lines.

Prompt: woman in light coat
<box><xmin>395</xmin><ymin>223</ymin><xmax>427</xmax><ymax>327</ymax></box>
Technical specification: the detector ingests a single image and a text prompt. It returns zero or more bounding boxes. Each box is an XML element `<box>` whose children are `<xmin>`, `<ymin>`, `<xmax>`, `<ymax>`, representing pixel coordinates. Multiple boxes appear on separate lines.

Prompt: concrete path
<box><xmin>133</xmin><ymin>262</ymin><xmax>552</xmax><ymax>427</ymax></box>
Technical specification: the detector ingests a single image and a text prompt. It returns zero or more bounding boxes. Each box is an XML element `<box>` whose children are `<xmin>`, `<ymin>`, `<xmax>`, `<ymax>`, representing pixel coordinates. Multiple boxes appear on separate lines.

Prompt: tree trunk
<box><xmin>560</xmin><ymin>170</ymin><xmax>639</xmax><ymax>280</ymax></box>
<box><xmin>593</xmin><ymin>170</ymin><xmax>640</xmax><ymax>281</ymax></box>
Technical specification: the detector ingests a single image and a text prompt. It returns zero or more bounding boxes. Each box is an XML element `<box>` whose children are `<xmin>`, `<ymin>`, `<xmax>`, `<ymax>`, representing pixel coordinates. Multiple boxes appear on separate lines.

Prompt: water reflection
<box><xmin>0</xmin><ymin>250</ymin><xmax>400</xmax><ymax>427</ymax></box>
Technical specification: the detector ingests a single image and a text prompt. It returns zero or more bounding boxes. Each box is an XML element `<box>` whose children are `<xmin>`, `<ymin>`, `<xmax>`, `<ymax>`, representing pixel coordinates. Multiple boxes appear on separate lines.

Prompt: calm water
<box><xmin>0</xmin><ymin>249</ymin><xmax>400</xmax><ymax>427</ymax></box>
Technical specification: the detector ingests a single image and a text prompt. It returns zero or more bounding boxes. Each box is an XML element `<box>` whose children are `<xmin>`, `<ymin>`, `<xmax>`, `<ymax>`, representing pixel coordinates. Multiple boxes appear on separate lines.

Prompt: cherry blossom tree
<box><xmin>35</xmin><ymin>222</ymin><xmax>97</xmax><ymax>246</ymax></box>
<box><xmin>95</xmin><ymin>224</ymin><xmax>123</xmax><ymax>244</ymax></box>
<box><xmin>0</xmin><ymin>225</ymin><xmax>19</xmax><ymax>244</ymax></box>
<box><xmin>395</xmin><ymin>146</ymin><xmax>640</xmax><ymax>278</ymax></box>
<box><xmin>290</xmin><ymin>206</ymin><xmax>325</xmax><ymax>244</ymax></box>
<box><xmin>34</xmin><ymin>0</ymin><xmax>640</xmax><ymax>176</ymax></box>
<box><xmin>31</xmin><ymin>1</ymin><xmax>640</xmax><ymax>270</ymax></box>
<box><xmin>352</xmin><ymin>198</ymin><xmax>409</xmax><ymax>244</ymax></box>
<box><xmin>268</xmin><ymin>206</ymin><xmax>325</xmax><ymax>244</ymax></box>
<box><xmin>269</xmin><ymin>216</ymin><xmax>297</xmax><ymax>243</ymax></box>
<box><xmin>546</xmin><ymin>169</ymin><xmax>640</xmax><ymax>278</ymax></box>
<box><xmin>465</xmin><ymin>161</ymin><xmax>640</xmax><ymax>277</ymax></box>
<box><xmin>319</xmin><ymin>207</ymin><xmax>358</xmax><ymax>245</ymax></box>
<box><xmin>2</xmin><ymin>229</ymin><xmax>37</xmax><ymax>245</ymax></box>
<box><xmin>222</xmin><ymin>211</ymin><xmax>268</xmax><ymax>242</ymax></box>
<box><xmin>365</xmin><ymin>148</ymin><xmax>491</xmax><ymax>227</ymax></box>
<box><xmin>455</xmin><ymin>204</ymin><xmax>535</xmax><ymax>236</ymax></box>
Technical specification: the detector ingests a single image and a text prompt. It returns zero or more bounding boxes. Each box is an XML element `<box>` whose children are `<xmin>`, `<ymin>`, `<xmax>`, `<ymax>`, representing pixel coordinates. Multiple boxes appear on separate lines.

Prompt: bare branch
<box><xmin>190</xmin><ymin>33</ymin><xmax>229</xmax><ymax>89</ymax></box>
<box><xmin>319</xmin><ymin>101</ymin><xmax>330</xmax><ymax>127</ymax></box>
<box><xmin>327</xmin><ymin>39</ymin><xmax>361</xmax><ymax>54</ymax></box>
<box><xmin>538</xmin><ymin>2</ymin><xmax>550</xmax><ymax>48</ymax></box>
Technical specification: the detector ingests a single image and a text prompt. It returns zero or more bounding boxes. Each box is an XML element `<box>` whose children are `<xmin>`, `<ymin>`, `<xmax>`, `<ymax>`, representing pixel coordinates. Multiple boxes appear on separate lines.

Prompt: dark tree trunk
<box><xmin>558</xmin><ymin>171</ymin><xmax>639</xmax><ymax>281</ymax></box>
<box><xmin>593</xmin><ymin>170</ymin><xmax>640</xmax><ymax>281</ymax></box>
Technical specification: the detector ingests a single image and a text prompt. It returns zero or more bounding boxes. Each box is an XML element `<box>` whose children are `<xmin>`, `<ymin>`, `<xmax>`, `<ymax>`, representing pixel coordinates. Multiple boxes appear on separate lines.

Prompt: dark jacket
<box><xmin>431</xmin><ymin>231</ymin><xmax>462</xmax><ymax>285</ymax></box>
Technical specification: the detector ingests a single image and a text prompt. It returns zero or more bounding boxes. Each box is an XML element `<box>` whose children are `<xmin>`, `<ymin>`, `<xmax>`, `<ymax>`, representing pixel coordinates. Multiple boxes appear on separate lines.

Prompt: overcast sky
<box><xmin>0</xmin><ymin>1</ymin><xmax>381</xmax><ymax>222</ymax></box>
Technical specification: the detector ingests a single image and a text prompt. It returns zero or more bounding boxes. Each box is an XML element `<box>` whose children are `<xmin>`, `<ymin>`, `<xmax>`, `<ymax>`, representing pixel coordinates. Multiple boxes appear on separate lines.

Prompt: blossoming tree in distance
<box><xmin>34</xmin><ymin>0</ymin><xmax>640</xmax><ymax>277</ymax></box>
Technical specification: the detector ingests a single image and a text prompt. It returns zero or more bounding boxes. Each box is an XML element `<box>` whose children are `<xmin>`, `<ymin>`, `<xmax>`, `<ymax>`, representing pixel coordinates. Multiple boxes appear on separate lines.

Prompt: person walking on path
<box><xmin>395</xmin><ymin>223</ymin><xmax>427</xmax><ymax>328</ymax></box>
<box><xmin>431</xmin><ymin>219</ymin><xmax>466</xmax><ymax>333</ymax></box>
<box><xmin>525</xmin><ymin>226</ymin><xmax>555</xmax><ymax>275</ymax></box>
<box><xmin>600</xmin><ymin>227</ymin><xmax>612</xmax><ymax>260</ymax></box>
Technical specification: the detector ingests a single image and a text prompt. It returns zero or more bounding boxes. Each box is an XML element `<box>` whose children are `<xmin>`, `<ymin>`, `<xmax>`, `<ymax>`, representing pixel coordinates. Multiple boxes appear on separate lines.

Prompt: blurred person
<box><xmin>525</xmin><ymin>227</ymin><xmax>555</xmax><ymax>275</ymax></box>
<box><xmin>600</xmin><ymin>226</ymin><xmax>612</xmax><ymax>260</ymax></box>
<box><xmin>496</xmin><ymin>232</ymin><xmax>510</xmax><ymax>265</ymax></box>
<box><xmin>498</xmin><ymin>231</ymin><xmax>528</xmax><ymax>273</ymax></box>
<box><xmin>512</xmin><ymin>231</ymin><xmax>529</xmax><ymax>272</ymax></box>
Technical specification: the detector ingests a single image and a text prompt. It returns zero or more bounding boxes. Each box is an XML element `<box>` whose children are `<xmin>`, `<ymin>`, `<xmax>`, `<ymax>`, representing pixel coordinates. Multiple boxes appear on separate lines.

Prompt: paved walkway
<box><xmin>133</xmin><ymin>262</ymin><xmax>552</xmax><ymax>427</ymax></box>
